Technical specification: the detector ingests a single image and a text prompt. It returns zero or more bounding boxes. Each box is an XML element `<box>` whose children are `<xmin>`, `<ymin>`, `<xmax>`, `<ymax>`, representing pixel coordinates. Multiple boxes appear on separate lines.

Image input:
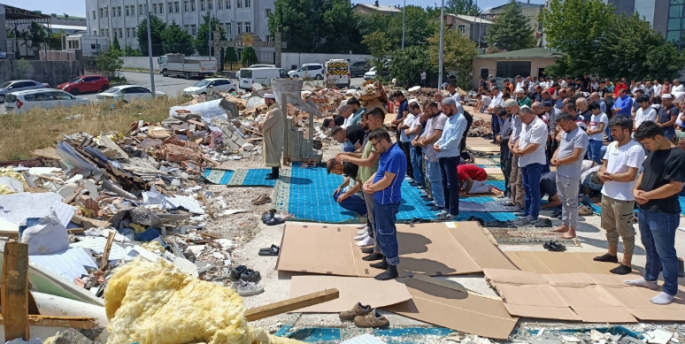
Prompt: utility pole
<box><xmin>145</xmin><ymin>0</ymin><xmax>156</xmax><ymax>97</ymax></box>
<box><xmin>438</xmin><ymin>0</ymin><xmax>445</xmax><ymax>90</ymax></box>
<box><xmin>401</xmin><ymin>0</ymin><xmax>406</xmax><ymax>50</ymax></box>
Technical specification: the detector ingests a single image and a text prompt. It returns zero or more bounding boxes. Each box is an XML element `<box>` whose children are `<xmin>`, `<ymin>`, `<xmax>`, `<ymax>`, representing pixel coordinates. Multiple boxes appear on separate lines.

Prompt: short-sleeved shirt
<box><xmin>638</xmin><ymin>147</ymin><xmax>685</xmax><ymax>213</ymax></box>
<box><xmin>396</xmin><ymin>99</ymin><xmax>409</xmax><ymax>121</ymax></box>
<box><xmin>518</xmin><ymin>117</ymin><xmax>548</xmax><ymax>167</ymax></box>
<box><xmin>601</xmin><ymin>140</ymin><xmax>645</xmax><ymax>201</ymax></box>
<box><xmin>540</xmin><ymin>172</ymin><xmax>557</xmax><ymax>198</ymax></box>
<box><xmin>658</xmin><ymin>105</ymin><xmax>678</xmax><ymax>138</ymax></box>
<box><xmin>556</xmin><ymin>127</ymin><xmax>589</xmax><ymax>179</ymax></box>
<box><xmin>357</xmin><ymin>140</ymin><xmax>379</xmax><ymax>184</ymax></box>
<box><xmin>373</xmin><ymin>143</ymin><xmax>407</xmax><ymax>204</ymax></box>
<box><xmin>422</xmin><ymin>113</ymin><xmax>448</xmax><ymax>163</ymax></box>
<box><xmin>589</xmin><ymin>113</ymin><xmax>608</xmax><ymax>141</ymax></box>
<box><xmin>399</xmin><ymin>114</ymin><xmax>416</xmax><ymax>143</ymax></box>
<box><xmin>634</xmin><ymin>107</ymin><xmax>657</xmax><ymax>130</ymax></box>
<box><xmin>457</xmin><ymin>164</ymin><xmax>487</xmax><ymax>182</ymax></box>
<box><xmin>345</xmin><ymin>125</ymin><xmax>365</xmax><ymax>147</ymax></box>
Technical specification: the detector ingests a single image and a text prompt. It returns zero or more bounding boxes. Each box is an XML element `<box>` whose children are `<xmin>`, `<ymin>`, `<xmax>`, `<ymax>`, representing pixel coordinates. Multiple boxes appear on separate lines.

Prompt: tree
<box><xmin>23</xmin><ymin>22</ymin><xmax>48</xmax><ymax>52</ymax></box>
<box><xmin>124</xmin><ymin>45</ymin><xmax>142</xmax><ymax>56</ymax></box>
<box><xmin>390</xmin><ymin>46</ymin><xmax>434</xmax><ymax>88</ymax></box>
<box><xmin>357</xmin><ymin>6</ymin><xmax>437</xmax><ymax>52</ymax></box>
<box><xmin>111</xmin><ymin>35</ymin><xmax>121</xmax><ymax>51</ymax></box>
<box><xmin>445</xmin><ymin>0</ymin><xmax>480</xmax><ymax>16</ymax></box>
<box><xmin>269</xmin><ymin>0</ymin><xmax>322</xmax><ymax>53</ymax></box>
<box><xmin>316</xmin><ymin>0</ymin><xmax>365</xmax><ymax>53</ymax></box>
<box><xmin>225</xmin><ymin>47</ymin><xmax>238</xmax><ymax>69</ymax></box>
<box><xmin>47</xmin><ymin>31</ymin><xmax>64</xmax><ymax>50</ymax></box>
<box><xmin>137</xmin><ymin>16</ymin><xmax>166</xmax><ymax>56</ymax></box>
<box><xmin>485</xmin><ymin>0</ymin><xmax>535</xmax><ymax>51</ymax></box>
<box><xmin>428</xmin><ymin>30</ymin><xmax>478</xmax><ymax>90</ymax></box>
<box><xmin>241</xmin><ymin>47</ymin><xmax>258</xmax><ymax>67</ymax></box>
<box><xmin>94</xmin><ymin>49</ymin><xmax>124</xmax><ymax>78</ymax></box>
<box><xmin>194</xmin><ymin>13</ymin><xmax>225</xmax><ymax>56</ymax></box>
<box><xmin>362</xmin><ymin>31</ymin><xmax>392</xmax><ymax>73</ymax></box>
<box><xmin>162</xmin><ymin>21</ymin><xmax>195</xmax><ymax>55</ymax></box>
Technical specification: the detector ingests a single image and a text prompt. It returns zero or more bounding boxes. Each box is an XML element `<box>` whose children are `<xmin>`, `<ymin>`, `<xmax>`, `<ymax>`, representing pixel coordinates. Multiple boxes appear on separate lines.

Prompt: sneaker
<box><xmin>532</xmin><ymin>218</ymin><xmax>552</xmax><ymax>227</ymax></box>
<box><xmin>240</xmin><ymin>269</ymin><xmax>261</xmax><ymax>283</ymax></box>
<box><xmin>511</xmin><ymin>217</ymin><xmax>532</xmax><ymax>226</ymax></box>
<box><xmin>356</xmin><ymin>235</ymin><xmax>374</xmax><ymax>247</ymax></box>
<box><xmin>353</xmin><ymin>309</ymin><xmax>389</xmax><ymax>328</ymax></box>
<box><xmin>357</xmin><ymin>227</ymin><xmax>369</xmax><ymax>235</ymax></box>
<box><xmin>356</xmin><ymin>224</ymin><xmax>367</xmax><ymax>230</ymax></box>
<box><xmin>435</xmin><ymin>213</ymin><xmax>455</xmax><ymax>222</ymax></box>
<box><xmin>234</xmin><ymin>280</ymin><xmax>264</xmax><ymax>296</ymax></box>
<box><xmin>229</xmin><ymin>265</ymin><xmax>247</xmax><ymax>281</ymax></box>
<box><xmin>339</xmin><ymin>302</ymin><xmax>371</xmax><ymax>321</ymax></box>
<box><xmin>354</xmin><ymin>233</ymin><xmax>369</xmax><ymax>241</ymax></box>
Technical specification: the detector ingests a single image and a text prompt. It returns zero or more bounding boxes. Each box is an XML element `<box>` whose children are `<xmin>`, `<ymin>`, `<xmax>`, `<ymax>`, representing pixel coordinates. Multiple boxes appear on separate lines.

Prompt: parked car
<box><xmin>288</xmin><ymin>63</ymin><xmax>325</xmax><ymax>80</ymax></box>
<box><xmin>57</xmin><ymin>75</ymin><xmax>110</xmax><ymax>95</ymax></box>
<box><xmin>350</xmin><ymin>61</ymin><xmax>368</xmax><ymax>77</ymax></box>
<box><xmin>239</xmin><ymin>67</ymin><xmax>288</xmax><ymax>90</ymax></box>
<box><xmin>96</xmin><ymin>85</ymin><xmax>166</xmax><ymax>103</ymax></box>
<box><xmin>4</xmin><ymin>89</ymin><xmax>90</xmax><ymax>114</ymax></box>
<box><xmin>249</xmin><ymin>64</ymin><xmax>277</xmax><ymax>68</ymax></box>
<box><xmin>183</xmin><ymin>78</ymin><xmax>237</xmax><ymax>96</ymax></box>
<box><xmin>363</xmin><ymin>66</ymin><xmax>391</xmax><ymax>80</ymax></box>
<box><xmin>0</xmin><ymin>79</ymin><xmax>50</xmax><ymax>103</ymax></box>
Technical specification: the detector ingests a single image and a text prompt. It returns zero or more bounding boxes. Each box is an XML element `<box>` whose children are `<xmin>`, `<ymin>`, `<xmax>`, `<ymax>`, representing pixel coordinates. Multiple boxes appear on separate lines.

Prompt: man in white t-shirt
<box><xmin>510</xmin><ymin>105</ymin><xmax>549</xmax><ymax>226</ymax></box>
<box><xmin>587</xmin><ymin>102</ymin><xmax>608</xmax><ymax>165</ymax></box>
<box><xmin>671</xmin><ymin>79</ymin><xmax>684</xmax><ymax>94</ymax></box>
<box><xmin>633</xmin><ymin>95</ymin><xmax>657</xmax><ymax>135</ymax></box>
<box><xmin>594</xmin><ymin>116</ymin><xmax>645</xmax><ymax>275</ymax></box>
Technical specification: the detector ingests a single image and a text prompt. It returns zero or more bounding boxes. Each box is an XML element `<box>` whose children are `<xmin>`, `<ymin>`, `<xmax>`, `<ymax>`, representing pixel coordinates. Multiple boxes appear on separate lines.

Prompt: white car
<box><xmin>249</xmin><ymin>64</ymin><xmax>276</xmax><ymax>68</ymax></box>
<box><xmin>0</xmin><ymin>79</ymin><xmax>50</xmax><ymax>103</ymax></box>
<box><xmin>4</xmin><ymin>89</ymin><xmax>90</xmax><ymax>114</ymax></box>
<box><xmin>288</xmin><ymin>63</ymin><xmax>324</xmax><ymax>80</ymax></box>
<box><xmin>96</xmin><ymin>85</ymin><xmax>166</xmax><ymax>103</ymax></box>
<box><xmin>182</xmin><ymin>78</ymin><xmax>237</xmax><ymax>96</ymax></box>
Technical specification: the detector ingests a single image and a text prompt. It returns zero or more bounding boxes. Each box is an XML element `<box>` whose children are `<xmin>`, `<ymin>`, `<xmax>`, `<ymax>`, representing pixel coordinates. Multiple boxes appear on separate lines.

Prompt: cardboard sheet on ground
<box><xmin>276</xmin><ymin>222</ymin><xmax>516</xmax><ymax>277</ymax></box>
<box><xmin>505</xmin><ymin>251</ymin><xmax>640</xmax><ymax>275</ymax></box>
<box><xmin>484</xmin><ymin>269</ymin><xmax>685</xmax><ymax>322</ymax></box>
<box><xmin>383</xmin><ymin>275</ymin><xmax>518</xmax><ymax>340</ymax></box>
<box><xmin>288</xmin><ymin>276</ymin><xmax>411</xmax><ymax>313</ymax></box>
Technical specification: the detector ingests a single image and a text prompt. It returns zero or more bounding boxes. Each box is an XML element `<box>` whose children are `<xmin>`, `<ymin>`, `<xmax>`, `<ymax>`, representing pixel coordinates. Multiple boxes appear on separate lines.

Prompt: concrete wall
<box><xmin>472</xmin><ymin>57</ymin><xmax>557</xmax><ymax>89</ymax></box>
<box><xmin>0</xmin><ymin>59</ymin><xmax>83</xmax><ymax>86</ymax></box>
<box><xmin>281</xmin><ymin>53</ymin><xmax>371</xmax><ymax>72</ymax></box>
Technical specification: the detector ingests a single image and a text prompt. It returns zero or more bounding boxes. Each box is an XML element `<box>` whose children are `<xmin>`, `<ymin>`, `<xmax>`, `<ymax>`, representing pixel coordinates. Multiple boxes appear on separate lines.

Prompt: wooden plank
<box><xmin>0</xmin><ymin>315</ymin><xmax>97</xmax><ymax>330</ymax></box>
<box><xmin>244</xmin><ymin>288</ymin><xmax>339</xmax><ymax>322</ymax></box>
<box><xmin>0</xmin><ymin>228</ymin><xmax>83</xmax><ymax>238</ymax></box>
<box><xmin>100</xmin><ymin>231</ymin><xmax>116</xmax><ymax>270</ymax></box>
<box><xmin>2</xmin><ymin>242</ymin><xmax>30</xmax><ymax>341</ymax></box>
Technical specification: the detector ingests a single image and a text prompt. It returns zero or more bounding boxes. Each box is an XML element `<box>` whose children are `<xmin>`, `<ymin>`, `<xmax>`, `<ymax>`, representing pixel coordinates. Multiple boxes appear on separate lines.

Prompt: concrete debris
<box><xmin>44</xmin><ymin>328</ymin><xmax>93</xmax><ymax>344</ymax></box>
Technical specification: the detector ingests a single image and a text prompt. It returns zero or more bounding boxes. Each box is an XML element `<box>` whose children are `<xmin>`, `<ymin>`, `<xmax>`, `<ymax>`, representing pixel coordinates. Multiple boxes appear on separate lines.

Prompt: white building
<box><xmin>85</xmin><ymin>0</ymin><xmax>275</xmax><ymax>52</ymax></box>
<box><xmin>66</xmin><ymin>34</ymin><xmax>110</xmax><ymax>55</ymax></box>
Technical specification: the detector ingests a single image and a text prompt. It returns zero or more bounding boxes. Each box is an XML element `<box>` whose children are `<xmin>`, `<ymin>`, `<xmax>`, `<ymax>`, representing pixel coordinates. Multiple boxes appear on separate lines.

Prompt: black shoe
<box><xmin>593</xmin><ymin>253</ymin><xmax>619</xmax><ymax>263</ymax></box>
<box><xmin>240</xmin><ymin>269</ymin><xmax>261</xmax><ymax>283</ymax></box>
<box><xmin>425</xmin><ymin>202</ymin><xmax>436</xmax><ymax>207</ymax></box>
<box><xmin>230</xmin><ymin>265</ymin><xmax>247</xmax><ymax>281</ymax></box>
<box><xmin>485</xmin><ymin>220</ymin><xmax>513</xmax><ymax>228</ymax></box>
<box><xmin>265</xmin><ymin>174</ymin><xmax>279</xmax><ymax>180</ymax></box>
<box><xmin>361</xmin><ymin>247</ymin><xmax>374</xmax><ymax>254</ymax></box>
<box><xmin>362</xmin><ymin>253</ymin><xmax>384</xmax><ymax>261</ymax></box>
<box><xmin>679</xmin><ymin>258</ymin><xmax>684</xmax><ymax>278</ymax></box>
<box><xmin>551</xmin><ymin>209</ymin><xmax>562</xmax><ymax>217</ymax></box>
<box><xmin>511</xmin><ymin>217</ymin><xmax>532</xmax><ymax>226</ymax></box>
<box><xmin>430</xmin><ymin>206</ymin><xmax>444</xmax><ymax>211</ymax></box>
<box><xmin>610</xmin><ymin>264</ymin><xmax>632</xmax><ymax>275</ymax></box>
<box><xmin>533</xmin><ymin>218</ymin><xmax>552</xmax><ymax>228</ymax></box>
<box><xmin>370</xmin><ymin>259</ymin><xmax>388</xmax><ymax>270</ymax></box>
<box><xmin>374</xmin><ymin>265</ymin><xmax>399</xmax><ymax>280</ymax></box>
<box><xmin>514</xmin><ymin>212</ymin><xmax>526</xmax><ymax>217</ymax></box>
<box><xmin>409</xmin><ymin>182</ymin><xmax>419</xmax><ymax>187</ymax></box>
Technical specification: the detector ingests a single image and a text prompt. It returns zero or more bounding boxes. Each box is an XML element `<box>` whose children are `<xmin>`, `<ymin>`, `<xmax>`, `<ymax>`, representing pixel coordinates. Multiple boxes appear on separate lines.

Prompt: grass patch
<box><xmin>0</xmin><ymin>96</ymin><xmax>188</xmax><ymax>161</ymax></box>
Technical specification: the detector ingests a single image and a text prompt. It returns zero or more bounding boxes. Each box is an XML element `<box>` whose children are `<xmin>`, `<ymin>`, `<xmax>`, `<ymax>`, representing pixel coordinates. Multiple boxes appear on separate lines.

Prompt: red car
<box><xmin>57</xmin><ymin>75</ymin><xmax>110</xmax><ymax>95</ymax></box>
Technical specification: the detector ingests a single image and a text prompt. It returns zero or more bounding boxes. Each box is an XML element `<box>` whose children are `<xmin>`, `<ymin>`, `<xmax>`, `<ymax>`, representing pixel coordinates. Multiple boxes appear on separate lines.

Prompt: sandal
<box><xmin>546</xmin><ymin>241</ymin><xmax>566</xmax><ymax>252</ymax></box>
<box><xmin>259</xmin><ymin>245</ymin><xmax>280</xmax><ymax>256</ymax></box>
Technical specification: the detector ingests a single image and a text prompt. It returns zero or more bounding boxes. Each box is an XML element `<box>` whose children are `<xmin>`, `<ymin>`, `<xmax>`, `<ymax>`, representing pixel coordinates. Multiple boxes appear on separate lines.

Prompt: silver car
<box><xmin>0</xmin><ymin>79</ymin><xmax>50</xmax><ymax>103</ymax></box>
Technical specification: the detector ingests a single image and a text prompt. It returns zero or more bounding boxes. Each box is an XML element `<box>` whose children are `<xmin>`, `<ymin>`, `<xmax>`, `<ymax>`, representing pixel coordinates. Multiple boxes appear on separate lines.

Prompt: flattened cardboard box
<box><xmin>276</xmin><ymin>222</ymin><xmax>516</xmax><ymax>277</ymax></box>
<box><xmin>384</xmin><ymin>275</ymin><xmax>518</xmax><ymax>340</ymax></box>
<box><xmin>504</xmin><ymin>251</ymin><xmax>641</xmax><ymax>275</ymax></box>
<box><xmin>288</xmin><ymin>276</ymin><xmax>412</xmax><ymax>313</ymax></box>
<box><xmin>484</xmin><ymin>269</ymin><xmax>685</xmax><ymax>322</ymax></box>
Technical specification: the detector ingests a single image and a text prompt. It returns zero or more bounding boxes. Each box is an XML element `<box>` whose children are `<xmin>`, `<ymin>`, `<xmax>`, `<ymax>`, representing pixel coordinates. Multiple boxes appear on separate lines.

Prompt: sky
<box><xmin>0</xmin><ymin>0</ymin><xmax>547</xmax><ymax>18</ymax></box>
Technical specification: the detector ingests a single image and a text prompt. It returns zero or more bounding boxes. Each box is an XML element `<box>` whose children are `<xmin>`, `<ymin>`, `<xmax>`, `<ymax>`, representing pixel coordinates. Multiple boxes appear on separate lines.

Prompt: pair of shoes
<box><xmin>261</xmin><ymin>210</ymin><xmax>285</xmax><ymax>225</ymax></box>
<box><xmin>532</xmin><ymin>218</ymin><xmax>552</xmax><ymax>227</ymax></box>
<box><xmin>251</xmin><ymin>194</ymin><xmax>267</xmax><ymax>202</ymax></box>
<box><xmin>339</xmin><ymin>303</ymin><xmax>389</xmax><ymax>328</ymax></box>
<box><xmin>265</xmin><ymin>173</ymin><xmax>279</xmax><ymax>180</ymax></box>
<box><xmin>370</xmin><ymin>259</ymin><xmax>399</xmax><ymax>280</ymax></box>
<box><xmin>514</xmin><ymin>212</ymin><xmax>527</xmax><ymax>217</ymax></box>
<box><xmin>252</xmin><ymin>195</ymin><xmax>272</xmax><ymax>205</ymax></box>
<box><xmin>355</xmin><ymin>232</ymin><xmax>369</xmax><ymax>241</ymax></box>
<box><xmin>258</xmin><ymin>244</ymin><xmax>280</xmax><ymax>256</ymax></box>
<box><xmin>357</xmin><ymin>227</ymin><xmax>369</xmax><ymax>235</ymax></box>
<box><xmin>435</xmin><ymin>213</ymin><xmax>456</xmax><ymax>222</ymax></box>
<box><xmin>362</xmin><ymin>252</ymin><xmax>384</xmax><ymax>261</ymax></box>
<box><xmin>511</xmin><ymin>217</ymin><xmax>532</xmax><ymax>227</ymax></box>
<box><xmin>233</xmin><ymin>279</ymin><xmax>264</xmax><ymax>296</ymax></box>
<box><xmin>356</xmin><ymin>224</ymin><xmax>367</xmax><ymax>230</ymax></box>
<box><xmin>543</xmin><ymin>240</ymin><xmax>566</xmax><ymax>252</ymax></box>
<box><xmin>361</xmin><ymin>247</ymin><xmax>374</xmax><ymax>254</ymax></box>
<box><xmin>229</xmin><ymin>265</ymin><xmax>262</xmax><ymax>283</ymax></box>
<box><xmin>485</xmin><ymin>220</ymin><xmax>514</xmax><ymax>228</ymax></box>
<box><xmin>551</xmin><ymin>209</ymin><xmax>562</xmax><ymax>217</ymax></box>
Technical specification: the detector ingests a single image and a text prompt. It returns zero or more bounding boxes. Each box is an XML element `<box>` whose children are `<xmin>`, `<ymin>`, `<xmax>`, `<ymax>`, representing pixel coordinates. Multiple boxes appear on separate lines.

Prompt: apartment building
<box><xmin>85</xmin><ymin>0</ymin><xmax>275</xmax><ymax>52</ymax></box>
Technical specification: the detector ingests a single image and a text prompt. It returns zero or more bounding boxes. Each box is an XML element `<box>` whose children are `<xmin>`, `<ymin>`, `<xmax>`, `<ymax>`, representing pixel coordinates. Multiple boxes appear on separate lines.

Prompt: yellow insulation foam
<box><xmin>104</xmin><ymin>258</ymin><xmax>302</xmax><ymax>344</ymax></box>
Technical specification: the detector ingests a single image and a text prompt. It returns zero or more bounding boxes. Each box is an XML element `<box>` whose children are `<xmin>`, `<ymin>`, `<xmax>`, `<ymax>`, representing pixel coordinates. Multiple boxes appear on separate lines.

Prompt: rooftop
<box><xmin>444</xmin><ymin>13</ymin><xmax>494</xmax><ymax>25</ymax></box>
<box><xmin>475</xmin><ymin>47</ymin><xmax>562</xmax><ymax>59</ymax></box>
<box><xmin>352</xmin><ymin>3</ymin><xmax>401</xmax><ymax>13</ymax></box>
<box><xmin>487</xmin><ymin>1</ymin><xmax>545</xmax><ymax>12</ymax></box>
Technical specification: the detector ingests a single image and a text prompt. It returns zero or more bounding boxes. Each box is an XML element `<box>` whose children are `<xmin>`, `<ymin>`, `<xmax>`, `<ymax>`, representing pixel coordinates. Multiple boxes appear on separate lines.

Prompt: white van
<box><xmin>325</xmin><ymin>59</ymin><xmax>350</xmax><ymax>88</ymax></box>
<box><xmin>239</xmin><ymin>67</ymin><xmax>288</xmax><ymax>90</ymax></box>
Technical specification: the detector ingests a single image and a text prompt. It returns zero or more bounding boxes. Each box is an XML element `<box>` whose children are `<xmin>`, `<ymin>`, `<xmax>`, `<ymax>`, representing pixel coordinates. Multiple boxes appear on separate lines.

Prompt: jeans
<box><xmin>373</xmin><ymin>201</ymin><xmax>401</xmax><ymax>266</ymax></box>
<box><xmin>521</xmin><ymin>163</ymin><xmax>544</xmax><ymax>220</ymax></box>
<box><xmin>333</xmin><ymin>191</ymin><xmax>367</xmax><ymax>217</ymax></box>
<box><xmin>439</xmin><ymin>156</ymin><xmax>460</xmax><ymax>216</ymax></box>
<box><xmin>410</xmin><ymin>145</ymin><xmax>424</xmax><ymax>188</ymax></box>
<box><xmin>638</xmin><ymin>210</ymin><xmax>680</xmax><ymax>296</ymax></box>
<box><xmin>588</xmin><ymin>139</ymin><xmax>603</xmax><ymax>165</ymax></box>
<box><xmin>425</xmin><ymin>161</ymin><xmax>445</xmax><ymax>207</ymax></box>
<box><xmin>557</xmin><ymin>175</ymin><xmax>580</xmax><ymax>228</ymax></box>
<box><xmin>400</xmin><ymin>141</ymin><xmax>414</xmax><ymax>179</ymax></box>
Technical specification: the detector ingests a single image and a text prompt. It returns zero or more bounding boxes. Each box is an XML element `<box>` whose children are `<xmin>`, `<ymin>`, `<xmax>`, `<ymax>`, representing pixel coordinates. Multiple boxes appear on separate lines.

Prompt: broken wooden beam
<box><xmin>244</xmin><ymin>288</ymin><xmax>339</xmax><ymax>322</ymax></box>
<box><xmin>0</xmin><ymin>315</ymin><xmax>98</xmax><ymax>330</ymax></box>
<box><xmin>100</xmin><ymin>231</ymin><xmax>116</xmax><ymax>270</ymax></box>
<box><xmin>2</xmin><ymin>242</ymin><xmax>30</xmax><ymax>341</ymax></box>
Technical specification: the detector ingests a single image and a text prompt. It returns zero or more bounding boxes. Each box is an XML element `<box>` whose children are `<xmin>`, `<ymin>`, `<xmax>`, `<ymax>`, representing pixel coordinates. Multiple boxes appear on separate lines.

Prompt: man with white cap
<box><xmin>516</xmin><ymin>88</ymin><xmax>531</xmax><ymax>107</ymax></box>
<box><xmin>258</xmin><ymin>93</ymin><xmax>284</xmax><ymax>180</ymax></box>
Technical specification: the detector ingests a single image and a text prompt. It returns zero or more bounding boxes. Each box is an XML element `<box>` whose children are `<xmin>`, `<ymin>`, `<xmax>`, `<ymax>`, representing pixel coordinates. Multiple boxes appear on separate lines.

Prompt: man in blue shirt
<box><xmin>612</xmin><ymin>88</ymin><xmax>633</xmax><ymax>117</ymax></box>
<box><xmin>363</xmin><ymin>128</ymin><xmax>407</xmax><ymax>280</ymax></box>
<box><xmin>434</xmin><ymin>97</ymin><xmax>468</xmax><ymax>221</ymax></box>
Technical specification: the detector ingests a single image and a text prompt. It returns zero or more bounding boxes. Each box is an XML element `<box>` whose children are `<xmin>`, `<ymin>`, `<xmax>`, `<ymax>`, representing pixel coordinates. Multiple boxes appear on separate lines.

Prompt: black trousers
<box><xmin>500</xmin><ymin>150</ymin><xmax>512</xmax><ymax>197</ymax></box>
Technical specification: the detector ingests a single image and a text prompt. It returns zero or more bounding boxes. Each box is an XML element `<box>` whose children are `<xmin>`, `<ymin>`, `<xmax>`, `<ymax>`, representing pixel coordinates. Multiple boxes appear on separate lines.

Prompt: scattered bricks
<box><xmin>156</xmin><ymin>144</ymin><xmax>201</xmax><ymax>163</ymax></box>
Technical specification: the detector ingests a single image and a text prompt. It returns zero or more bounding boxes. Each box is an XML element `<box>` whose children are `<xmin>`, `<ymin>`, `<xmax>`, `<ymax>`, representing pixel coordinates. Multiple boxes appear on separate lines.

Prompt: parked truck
<box><xmin>158</xmin><ymin>54</ymin><xmax>217</xmax><ymax>78</ymax></box>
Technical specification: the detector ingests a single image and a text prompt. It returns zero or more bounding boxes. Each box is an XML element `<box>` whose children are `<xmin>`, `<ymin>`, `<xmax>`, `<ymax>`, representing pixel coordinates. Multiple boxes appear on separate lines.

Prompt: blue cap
<box><xmin>542</xmin><ymin>100</ymin><xmax>553</xmax><ymax>107</ymax></box>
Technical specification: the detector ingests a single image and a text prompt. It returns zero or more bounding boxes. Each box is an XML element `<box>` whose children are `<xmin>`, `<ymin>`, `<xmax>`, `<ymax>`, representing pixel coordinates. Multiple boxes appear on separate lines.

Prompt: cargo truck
<box><xmin>158</xmin><ymin>53</ymin><xmax>218</xmax><ymax>78</ymax></box>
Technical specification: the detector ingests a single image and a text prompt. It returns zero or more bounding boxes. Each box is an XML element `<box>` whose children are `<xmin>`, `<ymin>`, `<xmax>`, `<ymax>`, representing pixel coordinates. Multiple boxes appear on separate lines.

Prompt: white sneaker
<box><xmin>354</xmin><ymin>233</ymin><xmax>369</xmax><ymax>241</ymax></box>
<box><xmin>356</xmin><ymin>235</ymin><xmax>374</xmax><ymax>247</ymax></box>
<box><xmin>357</xmin><ymin>228</ymin><xmax>368</xmax><ymax>235</ymax></box>
<box><xmin>356</xmin><ymin>224</ymin><xmax>366</xmax><ymax>229</ymax></box>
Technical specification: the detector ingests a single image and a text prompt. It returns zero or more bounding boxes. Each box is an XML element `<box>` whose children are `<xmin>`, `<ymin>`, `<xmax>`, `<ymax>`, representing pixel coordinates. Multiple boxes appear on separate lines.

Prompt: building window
<box><xmin>192</xmin><ymin>24</ymin><xmax>197</xmax><ymax>35</ymax></box>
<box><xmin>118</xmin><ymin>6</ymin><xmax>122</xmax><ymax>16</ymax></box>
<box><xmin>245</xmin><ymin>22</ymin><xmax>251</xmax><ymax>33</ymax></box>
<box><xmin>120</xmin><ymin>28</ymin><xmax>123</xmax><ymax>38</ymax></box>
<box><xmin>496</xmin><ymin>61</ymin><xmax>531</xmax><ymax>79</ymax></box>
<box><xmin>93</xmin><ymin>30</ymin><xmax>97</xmax><ymax>35</ymax></box>
<box><xmin>185</xmin><ymin>25</ymin><xmax>190</xmax><ymax>33</ymax></box>
<box><xmin>266</xmin><ymin>9</ymin><xmax>271</xmax><ymax>17</ymax></box>
<box><xmin>226</xmin><ymin>0</ymin><xmax>231</xmax><ymax>9</ymax></box>
<box><xmin>140</xmin><ymin>5</ymin><xmax>144</xmax><ymax>15</ymax></box>
<box><xmin>127</xmin><ymin>28</ymin><xmax>130</xmax><ymax>37</ymax></box>
<box><xmin>104</xmin><ymin>7</ymin><xmax>108</xmax><ymax>17</ymax></box>
<box><xmin>237</xmin><ymin>0</ymin><xmax>242</xmax><ymax>8</ymax></box>
<box><xmin>191</xmin><ymin>0</ymin><xmax>196</xmax><ymax>11</ymax></box>
<box><xmin>99</xmin><ymin>8</ymin><xmax>103</xmax><ymax>18</ymax></box>
<box><xmin>153</xmin><ymin>4</ymin><xmax>157</xmax><ymax>14</ymax></box>
<box><xmin>458</xmin><ymin>25</ymin><xmax>465</xmax><ymax>33</ymax></box>
<box><xmin>175</xmin><ymin>2</ymin><xmax>180</xmax><ymax>12</ymax></box>
<box><xmin>237</xmin><ymin>22</ymin><xmax>242</xmax><ymax>34</ymax></box>
<box><xmin>200</xmin><ymin>0</ymin><xmax>205</xmax><ymax>11</ymax></box>
<box><xmin>133</xmin><ymin>28</ymin><xmax>137</xmax><ymax>36</ymax></box>
<box><xmin>218</xmin><ymin>0</ymin><xmax>223</xmax><ymax>9</ymax></box>
<box><xmin>131</xmin><ymin>6</ymin><xmax>135</xmax><ymax>16</ymax></box>
<box><xmin>184</xmin><ymin>1</ymin><xmax>189</xmax><ymax>11</ymax></box>
<box><xmin>224</xmin><ymin>23</ymin><xmax>231</xmax><ymax>35</ymax></box>
<box><xmin>160</xmin><ymin>3</ymin><xmax>164</xmax><ymax>13</ymax></box>
<box><xmin>244</xmin><ymin>0</ymin><xmax>250</xmax><ymax>8</ymax></box>
<box><xmin>92</xmin><ymin>10</ymin><xmax>96</xmax><ymax>19</ymax></box>
<box><xmin>208</xmin><ymin>0</ymin><xmax>213</xmax><ymax>10</ymax></box>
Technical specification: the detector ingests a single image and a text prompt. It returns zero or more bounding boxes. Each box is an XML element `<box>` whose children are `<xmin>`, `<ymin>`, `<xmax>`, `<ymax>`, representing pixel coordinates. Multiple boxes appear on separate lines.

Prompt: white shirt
<box><xmin>589</xmin><ymin>112</ymin><xmax>608</xmax><ymax>141</ymax></box>
<box><xmin>601</xmin><ymin>140</ymin><xmax>645</xmax><ymax>201</ymax></box>
<box><xmin>518</xmin><ymin>117</ymin><xmax>548</xmax><ymax>167</ymax></box>
<box><xmin>449</xmin><ymin>91</ymin><xmax>461</xmax><ymax>103</ymax></box>
<box><xmin>634</xmin><ymin>107</ymin><xmax>657</xmax><ymax>130</ymax></box>
<box><xmin>342</xmin><ymin>115</ymin><xmax>354</xmax><ymax>128</ymax></box>
<box><xmin>672</xmin><ymin>84</ymin><xmax>685</xmax><ymax>93</ymax></box>
<box><xmin>420</xmin><ymin>72</ymin><xmax>426</xmax><ymax>80</ymax></box>
<box><xmin>654</xmin><ymin>84</ymin><xmax>662</xmax><ymax>97</ymax></box>
<box><xmin>489</xmin><ymin>93</ymin><xmax>503</xmax><ymax>109</ymax></box>
<box><xmin>481</xmin><ymin>96</ymin><xmax>491</xmax><ymax>107</ymax></box>
<box><xmin>591</xmin><ymin>81</ymin><xmax>599</xmax><ymax>90</ymax></box>
<box><xmin>516</xmin><ymin>81</ymin><xmax>526</xmax><ymax>90</ymax></box>
<box><xmin>399</xmin><ymin>114</ymin><xmax>416</xmax><ymax>143</ymax></box>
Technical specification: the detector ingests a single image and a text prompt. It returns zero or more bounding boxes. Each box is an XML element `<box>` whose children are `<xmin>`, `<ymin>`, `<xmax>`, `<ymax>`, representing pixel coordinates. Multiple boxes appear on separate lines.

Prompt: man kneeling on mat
<box><xmin>327</xmin><ymin>159</ymin><xmax>368</xmax><ymax>218</ymax></box>
<box><xmin>457</xmin><ymin>164</ymin><xmax>492</xmax><ymax>195</ymax></box>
